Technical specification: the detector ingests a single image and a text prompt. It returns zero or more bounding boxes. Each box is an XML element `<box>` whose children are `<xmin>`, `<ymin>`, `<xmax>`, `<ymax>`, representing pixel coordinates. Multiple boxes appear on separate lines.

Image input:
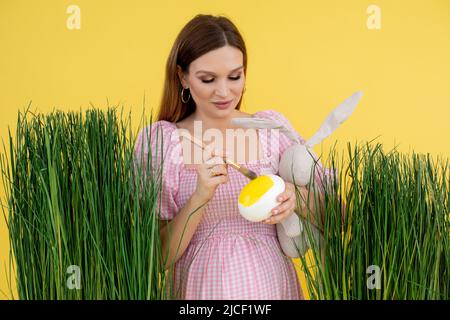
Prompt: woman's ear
<box><xmin>177</xmin><ymin>65</ymin><xmax>188</xmax><ymax>89</ymax></box>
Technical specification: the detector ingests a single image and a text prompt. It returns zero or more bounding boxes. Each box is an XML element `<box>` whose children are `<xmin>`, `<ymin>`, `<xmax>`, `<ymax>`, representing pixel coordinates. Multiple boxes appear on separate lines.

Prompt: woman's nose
<box><xmin>214</xmin><ymin>80</ymin><xmax>230</xmax><ymax>97</ymax></box>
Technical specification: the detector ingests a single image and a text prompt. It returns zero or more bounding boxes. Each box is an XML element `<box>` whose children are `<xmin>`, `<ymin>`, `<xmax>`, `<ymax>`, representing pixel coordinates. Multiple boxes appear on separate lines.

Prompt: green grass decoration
<box><xmin>1</xmin><ymin>106</ymin><xmax>170</xmax><ymax>299</ymax></box>
<box><xmin>297</xmin><ymin>141</ymin><xmax>449</xmax><ymax>300</ymax></box>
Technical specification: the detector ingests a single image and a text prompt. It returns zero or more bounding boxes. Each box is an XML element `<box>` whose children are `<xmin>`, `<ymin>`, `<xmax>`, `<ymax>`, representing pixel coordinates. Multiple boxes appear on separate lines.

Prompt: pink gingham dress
<box><xmin>134</xmin><ymin>109</ymin><xmax>332</xmax><ymax>300</ymax></box>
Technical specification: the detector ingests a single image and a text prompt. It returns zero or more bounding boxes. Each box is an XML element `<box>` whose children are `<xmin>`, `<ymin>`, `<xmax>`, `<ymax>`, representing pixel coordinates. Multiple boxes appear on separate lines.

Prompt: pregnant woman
<box><xmin>134</xmin><ymin>14</ymin><xmax>330</xmax><ymax>300</ymax></box>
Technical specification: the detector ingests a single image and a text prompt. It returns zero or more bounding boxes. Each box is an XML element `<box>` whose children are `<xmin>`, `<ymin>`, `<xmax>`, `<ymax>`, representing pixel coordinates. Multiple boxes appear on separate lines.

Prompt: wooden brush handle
<box><xmin>178</xmin><ymin>130</ymin><xmax>241</xmax><ymax>170</ymax></box>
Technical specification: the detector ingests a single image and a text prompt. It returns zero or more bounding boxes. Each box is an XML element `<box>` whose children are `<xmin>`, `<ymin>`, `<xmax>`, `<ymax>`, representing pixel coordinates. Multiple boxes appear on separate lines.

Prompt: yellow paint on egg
<box><xmin>238</xmin><ymin>175</ymin><xmax>274</xmax><ymax>207</ymax></box>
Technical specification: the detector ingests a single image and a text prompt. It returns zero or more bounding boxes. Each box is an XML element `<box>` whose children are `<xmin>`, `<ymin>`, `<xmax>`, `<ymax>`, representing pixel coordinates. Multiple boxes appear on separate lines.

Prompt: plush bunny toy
<box><xmin>231</xmin><ymin>91</ymin><xmax>363</xmax><ymax>258</ymax></box>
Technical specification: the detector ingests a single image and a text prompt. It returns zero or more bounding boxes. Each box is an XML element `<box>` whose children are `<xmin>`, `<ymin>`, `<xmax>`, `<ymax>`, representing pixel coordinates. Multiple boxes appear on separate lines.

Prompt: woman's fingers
<box><xmin>205</xmin><ymin>156</ymin><xmax>226</xmax><ymax>167</ymax></box>
<box><xmin>196</xmin><ymin>148</ymin><xmax>229</xmax><ymax>187</ymax></box>
<box><xmin>263</xmin><ymin>202</ymin><xmax>296</xmax><ymax>224</ymax></box>
<box><xmin>262</xmin><ymin>182</ymin><xmax>297</xmax><ymax>224</ymax></box>
<box><xmin>276</xmin><ymin>185</ymin><xmax>295</xmax><ymax>202</ymax></box>
<box><xmin>268</xmin><ymin>209</ymin><xmax>295</xmax><ymax>224</ymax></box>
<box><xmin>204</xmin><ymin>149</ymin><xmax>228</xmax><ymax>179</ymax></box>
<box><xmin>193</xmin><ymin>148</ymin><xmax>230</xmax><ymax>201</ymax></box>
<box><xmin>198</xmin><ymin>152</ymin><xmax>228</xmax><ymax>181</ymax></box>
<box><xmin>271</xmin><ymin>197</ymin><xmax>295</xmax><ymax>215</ymax></box>
<box><xmin>204</xmin><ymin>146</ymin><xmax>227</xmax><ymax>161</ymax></box>
<box><xmin>211</xmin><ymin>173</ymin><xmax>229</xmax><ymax>184</ymax></box>
<box><xmin>208</xmin><ymin>164</ymin><xmax>228</xmax><ymax>176</ymax></box>
<box><xmin>270</xmin><ymin>186</ymin><xmax>295</xmax><ymax>214</ymax></box>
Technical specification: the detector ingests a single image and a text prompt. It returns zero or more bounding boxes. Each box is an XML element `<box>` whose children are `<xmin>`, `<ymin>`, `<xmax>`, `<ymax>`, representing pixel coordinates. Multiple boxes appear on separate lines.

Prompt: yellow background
<box><xmin>1</xmin><ymin>0</ymin><xmax>449</xmax><ymax>299</ymax></box>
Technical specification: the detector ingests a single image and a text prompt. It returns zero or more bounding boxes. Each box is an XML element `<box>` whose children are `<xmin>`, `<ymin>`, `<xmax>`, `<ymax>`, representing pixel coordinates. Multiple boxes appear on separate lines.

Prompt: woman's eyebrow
<box><xmin>195</xmin><ymin>66</ymin><xmax>243</xmax><ymax>75</ymax></box>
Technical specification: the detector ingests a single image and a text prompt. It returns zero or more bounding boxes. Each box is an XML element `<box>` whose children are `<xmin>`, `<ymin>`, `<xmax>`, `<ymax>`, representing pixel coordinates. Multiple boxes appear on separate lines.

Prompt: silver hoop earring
<box><xmin>181</xmin><ymin>87</ymin><xmax>191</xmax><ymax>103</ymax></box>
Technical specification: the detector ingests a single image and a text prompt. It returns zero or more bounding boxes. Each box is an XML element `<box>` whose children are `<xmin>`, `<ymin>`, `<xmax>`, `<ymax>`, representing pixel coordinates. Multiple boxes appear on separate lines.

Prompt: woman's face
<box><xmin>177</xmin><ymin>45</ymin><xmax>245</xmax><ymax>119</ymax></box>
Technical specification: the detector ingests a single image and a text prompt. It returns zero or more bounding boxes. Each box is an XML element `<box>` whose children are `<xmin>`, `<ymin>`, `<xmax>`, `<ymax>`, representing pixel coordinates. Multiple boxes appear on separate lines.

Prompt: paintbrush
<box><xmin>178</xmin><ymin>131</ymin><xmax>258</xmax><ymax>180</ymax></box>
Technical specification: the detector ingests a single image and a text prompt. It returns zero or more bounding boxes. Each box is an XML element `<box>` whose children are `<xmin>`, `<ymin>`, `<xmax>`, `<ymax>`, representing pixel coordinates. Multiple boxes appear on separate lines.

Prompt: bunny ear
<box><xmin>306</xmin><ymin>91</ymin><xmax>363</xmax><ymax>148</ymax></box>
<box><xmin>231</xmin><ymin>117</ymin><xmax>299</xmax><ymax>142</ymax></box>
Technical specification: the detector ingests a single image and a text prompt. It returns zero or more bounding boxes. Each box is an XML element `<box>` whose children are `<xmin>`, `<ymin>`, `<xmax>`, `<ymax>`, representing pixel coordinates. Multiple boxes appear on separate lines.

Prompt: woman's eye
<box><xmin>201</xmin><ymin>75</ymin><xmax>241</xmax><ymax>84</ymax></box>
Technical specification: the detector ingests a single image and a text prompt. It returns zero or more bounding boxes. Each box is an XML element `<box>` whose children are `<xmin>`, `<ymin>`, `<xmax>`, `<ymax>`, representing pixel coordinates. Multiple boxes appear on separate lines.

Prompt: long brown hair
<box><xmin>157</xmin><ymin>14</ymin><xmax>247</xmax><ymax>123</ymax></box>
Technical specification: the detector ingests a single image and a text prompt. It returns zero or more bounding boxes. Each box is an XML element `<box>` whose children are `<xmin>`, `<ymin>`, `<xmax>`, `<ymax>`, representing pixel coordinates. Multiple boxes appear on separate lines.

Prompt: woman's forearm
<box><xmin>160</xmin><ymin>192</ymin><xmax>209</xmax><ymax>269</ymax></box>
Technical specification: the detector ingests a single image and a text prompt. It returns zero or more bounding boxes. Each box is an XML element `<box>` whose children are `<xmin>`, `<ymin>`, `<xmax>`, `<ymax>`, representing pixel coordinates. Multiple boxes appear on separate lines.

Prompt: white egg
<box><xmin>238</xmin><ymin>174</ymin><xmax>285</xmax><ymax>222</ymax></box>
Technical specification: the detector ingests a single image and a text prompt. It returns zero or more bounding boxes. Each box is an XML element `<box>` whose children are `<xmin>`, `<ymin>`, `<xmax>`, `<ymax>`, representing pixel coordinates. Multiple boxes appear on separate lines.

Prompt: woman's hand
<box><xmin>263</xmin><ymin>181</ymin><xmax>304</xmax><ymax>225</ymax></box>
<box><xmin>192</xmin><ymin>148</ymin><xmax>229</xmax><ymax>203</ymax></box>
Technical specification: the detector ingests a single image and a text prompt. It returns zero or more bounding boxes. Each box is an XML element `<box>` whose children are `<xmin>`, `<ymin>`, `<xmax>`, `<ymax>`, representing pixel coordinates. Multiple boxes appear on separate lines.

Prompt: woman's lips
<box><xmin>212</xmin><ymin>100</ymin><xmax>232</xmax><ymax>109</ymax></box>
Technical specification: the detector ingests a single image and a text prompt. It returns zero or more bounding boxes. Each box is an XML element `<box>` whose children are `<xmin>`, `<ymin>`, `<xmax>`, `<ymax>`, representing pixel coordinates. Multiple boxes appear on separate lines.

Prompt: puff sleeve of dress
<box><xmin>133</xmin><ymin>120</ymin><xmax>182</xmax><ymax>221</ymax></box>
<box><xmin>256</xmin><ymin>109</ymin><xmax>337</xmax><ymax>193</ymax></box>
